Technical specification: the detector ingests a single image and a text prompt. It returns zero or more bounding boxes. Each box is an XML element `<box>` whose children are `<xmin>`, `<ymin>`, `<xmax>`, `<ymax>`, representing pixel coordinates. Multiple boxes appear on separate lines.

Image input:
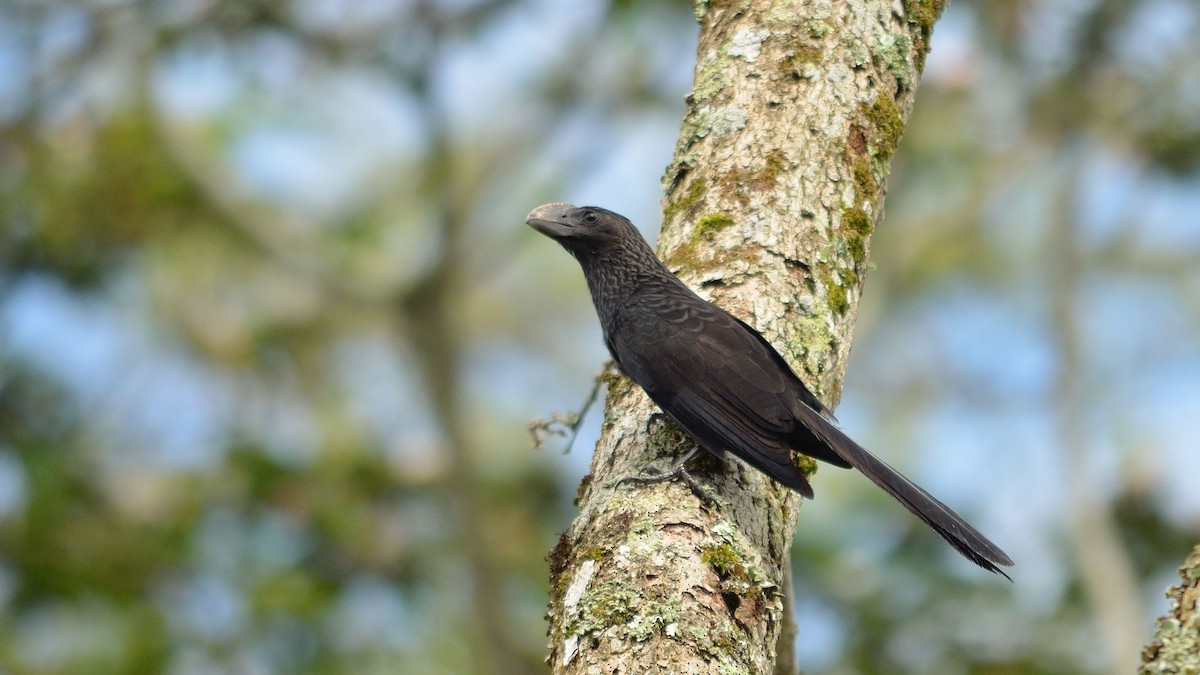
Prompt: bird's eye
<box><xmin>583</xmin><ymin>211</ymin><xmax>599</xmax><ymax>224</ymax></box>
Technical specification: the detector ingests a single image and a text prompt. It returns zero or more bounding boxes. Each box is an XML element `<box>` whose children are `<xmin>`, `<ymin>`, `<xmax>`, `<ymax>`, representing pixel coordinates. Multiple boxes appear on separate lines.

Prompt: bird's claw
<box><xmin>613</xmin><ymin>446</ymin><xmax>718</xmax><ymax>505</ymax></box>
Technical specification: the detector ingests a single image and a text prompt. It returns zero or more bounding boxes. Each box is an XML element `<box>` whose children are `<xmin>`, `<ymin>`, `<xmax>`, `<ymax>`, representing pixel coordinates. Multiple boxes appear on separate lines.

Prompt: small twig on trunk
<box><xmin>528</xmin><ymin>362</ymin><xmax>614</xmax><ymax>453</ymax></box>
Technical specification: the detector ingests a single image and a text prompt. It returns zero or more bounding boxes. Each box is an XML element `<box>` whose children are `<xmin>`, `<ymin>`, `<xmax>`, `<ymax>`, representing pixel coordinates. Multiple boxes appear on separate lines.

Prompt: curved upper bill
<box><xmin>526</xmin><ymin>202</ymin><xmax>578</xmax><ymax>238</ymax></box>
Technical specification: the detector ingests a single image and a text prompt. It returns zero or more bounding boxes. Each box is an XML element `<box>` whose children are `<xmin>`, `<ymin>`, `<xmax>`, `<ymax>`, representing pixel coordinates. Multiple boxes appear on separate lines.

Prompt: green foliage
<box><xmin>11</xmin><ymin>113</ymin><xmax>208</xmax><ymax>286</ymax></box>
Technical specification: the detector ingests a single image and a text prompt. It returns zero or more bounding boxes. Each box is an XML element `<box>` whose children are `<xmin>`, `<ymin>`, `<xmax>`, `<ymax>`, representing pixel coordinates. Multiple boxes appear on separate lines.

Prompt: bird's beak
<box><xmin>526</xmin><ymin>202</ymin><xmax>577</xmax><ymax>239</ymax></box>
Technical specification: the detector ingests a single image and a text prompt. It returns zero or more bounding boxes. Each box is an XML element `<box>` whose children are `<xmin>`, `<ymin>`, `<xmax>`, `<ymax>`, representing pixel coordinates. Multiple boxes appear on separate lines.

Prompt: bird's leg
<box><xmin>616</xmin><ymin>445</ymin><xmax>717</xmax><ymax>504</ymax></box>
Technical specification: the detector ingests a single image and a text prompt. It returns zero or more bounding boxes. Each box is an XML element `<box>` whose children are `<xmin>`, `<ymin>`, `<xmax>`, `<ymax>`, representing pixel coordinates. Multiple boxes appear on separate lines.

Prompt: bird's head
<box><xmin>526</xmin><ymin>203</ymin><xmax>644</xmax><ymax>259</ymax></box>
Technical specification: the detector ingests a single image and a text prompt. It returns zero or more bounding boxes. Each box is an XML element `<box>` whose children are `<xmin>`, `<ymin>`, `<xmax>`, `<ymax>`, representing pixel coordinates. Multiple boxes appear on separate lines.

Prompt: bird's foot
<box><xmin>614</xmin><ymin>446</ymin><xmax>718</xmax><ymax>505</ymax></box>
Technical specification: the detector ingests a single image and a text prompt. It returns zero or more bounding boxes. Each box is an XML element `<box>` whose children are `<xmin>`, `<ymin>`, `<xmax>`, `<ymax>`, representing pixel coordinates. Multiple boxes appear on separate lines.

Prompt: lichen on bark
<box><xmin>545</xmin><ymin>0</ymin><xmax>944</xmax><ymax>672</ymax></box>
<box><xmin>1140</xmin><ymin>543</ymin><xmax>1200</xmax><ymax>675</ymax></box>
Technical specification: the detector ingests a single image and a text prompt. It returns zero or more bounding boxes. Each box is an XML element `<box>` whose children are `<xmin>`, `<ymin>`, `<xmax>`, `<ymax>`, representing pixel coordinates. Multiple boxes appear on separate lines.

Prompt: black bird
<box><xmin>527</xmin><ymin>202</ymin><xmax>1013</xmax><ymax>576</ymax></box>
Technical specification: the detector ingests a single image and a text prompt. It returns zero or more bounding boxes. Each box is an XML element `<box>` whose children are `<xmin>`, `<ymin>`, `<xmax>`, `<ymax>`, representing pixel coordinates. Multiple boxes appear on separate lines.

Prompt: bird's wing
<box><xmin>692</xmin><ymin>307</ymin><xmax>853</xmax><ymax>468</ymax></box>
<box><xmin>610</xmin><ymin>287</ymin><xmax>821</xmax><ymax>496</ymax></box>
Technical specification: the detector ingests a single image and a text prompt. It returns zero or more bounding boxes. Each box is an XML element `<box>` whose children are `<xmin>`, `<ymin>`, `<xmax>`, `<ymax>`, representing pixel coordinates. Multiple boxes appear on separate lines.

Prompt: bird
<box><xmin>526</xmin><ymin>202</ymin><xmax>1014</xmax><ymax>576</ymax></box>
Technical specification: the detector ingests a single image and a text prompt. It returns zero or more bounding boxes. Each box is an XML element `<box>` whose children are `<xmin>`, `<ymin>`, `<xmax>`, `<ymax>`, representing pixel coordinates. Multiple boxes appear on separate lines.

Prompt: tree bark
<box><xmin>1140</xmin><ymin>543</ymin><xmax>1200</xmax><ymax>675</ymax></box>
<box><xmin>546</xmin><ymin>0</ymin><xmax>945</xmax><ymax>672</ymax></box>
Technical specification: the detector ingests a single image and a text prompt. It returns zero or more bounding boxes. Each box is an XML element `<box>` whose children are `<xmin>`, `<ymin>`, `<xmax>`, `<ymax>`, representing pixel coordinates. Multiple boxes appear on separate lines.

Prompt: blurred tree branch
<box><xmin>1050</xmin><ymin>156</ymin><xmax>1143</xmax><ymax>674</ymax></box>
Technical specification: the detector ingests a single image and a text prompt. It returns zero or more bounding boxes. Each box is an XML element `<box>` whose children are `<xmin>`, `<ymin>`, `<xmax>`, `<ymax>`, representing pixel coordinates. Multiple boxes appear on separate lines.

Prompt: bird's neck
<box><xmin>578</xmin><ymin>242</ymin><xmax>676</xmax><ymax>331</ymax></box>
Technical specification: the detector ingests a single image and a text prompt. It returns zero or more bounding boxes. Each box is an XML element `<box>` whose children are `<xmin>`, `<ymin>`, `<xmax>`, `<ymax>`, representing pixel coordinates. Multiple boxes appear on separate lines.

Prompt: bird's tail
<box><xmin>794</xmin><ymin>404</ymin><xmax>1014</xmax><ymax>578</ymax></box>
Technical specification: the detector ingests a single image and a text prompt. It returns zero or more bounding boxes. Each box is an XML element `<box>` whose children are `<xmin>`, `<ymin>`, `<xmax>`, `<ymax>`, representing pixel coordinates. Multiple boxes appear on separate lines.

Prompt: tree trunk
<box><xmin>1139</xmin><ymin>543</ymin><xmax>1200</xmax><ymax>674</ymax></box>
<box><xmin>545</xmin><ymin>0</ymin><xmax>945</xmax><ymax>672</ymax></box>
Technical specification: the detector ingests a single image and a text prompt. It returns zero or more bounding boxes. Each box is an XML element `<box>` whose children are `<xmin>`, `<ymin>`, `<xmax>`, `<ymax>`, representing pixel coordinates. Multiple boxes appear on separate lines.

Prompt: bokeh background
<box><xmin>1</xmin><ymin>0</ymin><xmax>1198</xmax><ymax>673</ymax></box>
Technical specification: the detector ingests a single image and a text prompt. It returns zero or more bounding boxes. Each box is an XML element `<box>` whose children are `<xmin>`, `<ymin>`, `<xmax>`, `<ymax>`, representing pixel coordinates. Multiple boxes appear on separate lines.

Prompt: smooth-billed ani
<box><xmin>527</xmin><ymin>202</ymin><xmax>1012</xmax><ymax>576</ymax></box>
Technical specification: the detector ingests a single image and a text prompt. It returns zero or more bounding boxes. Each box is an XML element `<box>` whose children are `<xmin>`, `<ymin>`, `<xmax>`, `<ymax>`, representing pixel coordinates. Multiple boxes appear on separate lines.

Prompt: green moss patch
<box><xmin>548</xmin><ymin>531</ymin><xmax>573</xmax><ymax>601</ymax></box>
<box><xmin>851</xmin><ymin>158</ymin><xmax>878</xmax><ymax>205</ymax></box>
<box><xmin>864</xmin><ymin>96</ymin><xmax>905</xmax><ymax>161</ymax></box>
<box><xmin>694</xmin><ymin>212</ymin><xmax>736</xmax><ymax>239</ymax></box>
<box><xmin>701</xmin><ymin>542</ymin><xmax>745</xmax><ymax>578</ymax></box>
<box><xmin>905</xmin><ymin>0</ymin><xmax>946</xmax><ymax>71</ymax></box>
<box><xmin>716</xmin><ymin>148</ymin><xmax>788</xmax><ymax>206</ymax></box>
<box><xmin>841</xmin><ymin>206</ymin><xmax>874</xmax><ymax>265</ymax></box>
<box><xmin>821</xmin><ymin>271</ymin><xmax>850</xmax><ymax>316</ymax></box>
<box><xmin>793</xmin><ymin>454</ymin><xmax>818</xmax><ymax>478</ymax></box>
<box><xmin>779</xmin><ymin>44</ymin><xmax>824</xmax><ymax>78</ymax></box>
<box><xmin>663</xmin><ymin>178</ymin><xmax>708</xmax><ymax>225</ymax></box>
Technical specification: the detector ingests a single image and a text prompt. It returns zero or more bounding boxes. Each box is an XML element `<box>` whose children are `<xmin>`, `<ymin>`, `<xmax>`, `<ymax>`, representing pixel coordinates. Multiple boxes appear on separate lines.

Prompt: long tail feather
<box><xmin>795</xmin><ymin>404</ymin><xmax>1014</xmax><ymax>577</ymax></box>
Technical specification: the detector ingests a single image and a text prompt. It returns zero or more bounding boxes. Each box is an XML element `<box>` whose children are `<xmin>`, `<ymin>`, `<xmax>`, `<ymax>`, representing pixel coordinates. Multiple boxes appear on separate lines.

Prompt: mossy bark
<box><xmin>546</xmin><ymin>0</ymin><xmax>945</xmax><ymax>672</ymax></box>
<box><xmin>1139</xmin><ymin>543</ymin><xmax>1200</xmax><ymax>675</ymax></box>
